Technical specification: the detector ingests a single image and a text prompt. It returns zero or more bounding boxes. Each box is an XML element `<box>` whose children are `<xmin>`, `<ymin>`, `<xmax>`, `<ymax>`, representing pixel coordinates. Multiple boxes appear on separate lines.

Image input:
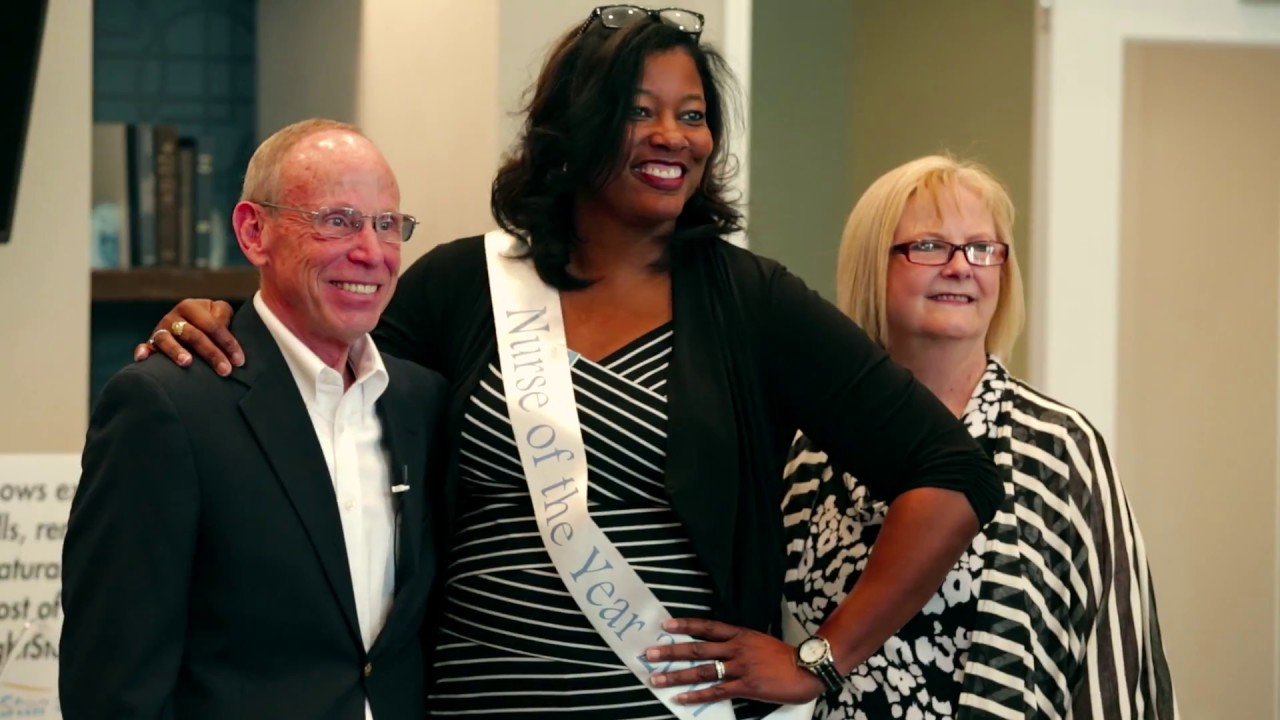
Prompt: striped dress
<box><xmin>782</xmin><ymin>357</ymin><xmax>1179</xmax><ymax>720</ymax></box>
<box><xmin>429</xmin><ymin>323</ymin><xmax>766</xmax><ymax>718</ymax></box>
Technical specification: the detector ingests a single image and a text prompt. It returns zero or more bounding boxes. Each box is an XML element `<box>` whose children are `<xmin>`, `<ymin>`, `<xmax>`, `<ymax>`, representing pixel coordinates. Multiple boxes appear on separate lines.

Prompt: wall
<box><xmin>1118</xmin><ymin>42</ymin><xmax>1280</xmax><ymax>717</ymax></box>
<box><xmin>1040</xmin><ymin>1</ymin><xmax>1280</xmax><ymax>716</ymax></box>
<box><xmin>257</xmin><ymin>0</ymin><xmax>359</xmax><ymax>133</ymax></box>
<box><xmin>748</xmin><ymin>0</ymin><xmax>1034</xmax><ymax>375</ymax></box>
<box><xmin>358</xmin><ymin>1</ymin><xmax>501</xmax><ymax>266</ymax></box>
<box><xmin>746</xmin><ymin>0</ymin><xmax>854</xmax><ymax>299</ymax></box>
<box><xmin>0</xmin><ymin>0</ymin><xmax>92</xmax><ymax>453</ymax></box>
<box><xmin>1036</xmin><ymin>0</ymin><xmax>1280</xmax><ymax>443</ymax></box>
<box><xmin>260</xmin><ymin>1</ymin><xmax>500</xmax><ymax>268</ymax></box>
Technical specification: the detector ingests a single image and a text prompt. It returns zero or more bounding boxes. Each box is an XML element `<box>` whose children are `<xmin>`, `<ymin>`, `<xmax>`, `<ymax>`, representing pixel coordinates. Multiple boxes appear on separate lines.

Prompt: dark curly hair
<box><xmin>490</xmin><ymin>13</ymin><xmax>743</xmax><ymax>290</ymax></box>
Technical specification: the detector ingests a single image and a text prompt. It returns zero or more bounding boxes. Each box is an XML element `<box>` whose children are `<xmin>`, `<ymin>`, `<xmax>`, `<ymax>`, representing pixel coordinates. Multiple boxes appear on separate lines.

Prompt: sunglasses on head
<box><xmin>577</xmin><ymin>5</ymin><xmax>705</xmax><ymax>38</ymax></box>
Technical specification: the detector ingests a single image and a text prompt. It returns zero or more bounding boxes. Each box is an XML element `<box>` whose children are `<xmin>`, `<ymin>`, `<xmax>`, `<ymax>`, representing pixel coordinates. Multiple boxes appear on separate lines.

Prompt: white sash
<box><xmin>484</xmin><ymin>230</ymin><xmax>814</xmax><ymax>720</ymax></box>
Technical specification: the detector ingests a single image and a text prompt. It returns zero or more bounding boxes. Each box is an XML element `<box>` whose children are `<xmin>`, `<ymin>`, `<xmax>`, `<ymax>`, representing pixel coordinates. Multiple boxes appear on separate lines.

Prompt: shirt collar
<box><xmin>253</xmin><ymin>291</ymin><xmax>389</xmax><ymax>409</ymax></box>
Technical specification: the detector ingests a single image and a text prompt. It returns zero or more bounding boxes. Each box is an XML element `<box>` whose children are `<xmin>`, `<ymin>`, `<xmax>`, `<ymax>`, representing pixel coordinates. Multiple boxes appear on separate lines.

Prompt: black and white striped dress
<box><xmin>429</xmin><ymin>324</ymin><xmax>764</xmax><ymax>718</ymax></box>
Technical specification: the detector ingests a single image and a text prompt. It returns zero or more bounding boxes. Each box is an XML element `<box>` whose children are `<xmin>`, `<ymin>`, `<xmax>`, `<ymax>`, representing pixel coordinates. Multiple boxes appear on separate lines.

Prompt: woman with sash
<box><xmin>776</xmin><ymin>156</ymin><xmax>1178</xmax><ymax>718</ymax></box>
<box><xmin>135</xmin><ymin>7</ymin><xmax>1003</xmax><ymax>718</ymax></box>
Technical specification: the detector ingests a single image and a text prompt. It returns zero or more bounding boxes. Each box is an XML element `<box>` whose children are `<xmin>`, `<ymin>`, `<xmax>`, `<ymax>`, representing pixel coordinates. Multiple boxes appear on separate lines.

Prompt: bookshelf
<box><xmin>91</xmin><ymin>267</ymin><xmax>258</xmax><ymax>302</ymax></box>
<box><xmin>90</xmin><ymin>0</ymin><xmax>258</xmax><ymax>404</ymax></box>
<box><xmin>90</xmin><ymin>0</ymin><xmax>256</xmax><ymax>283</ymax></box>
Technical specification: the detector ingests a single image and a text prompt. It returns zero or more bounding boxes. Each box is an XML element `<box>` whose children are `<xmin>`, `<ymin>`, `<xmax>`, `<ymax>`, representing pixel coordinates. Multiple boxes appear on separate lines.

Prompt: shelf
<box><xmin>91</xmin><ymin>267</ymin><xmax>258</xmax><ymax>302</ymax></box>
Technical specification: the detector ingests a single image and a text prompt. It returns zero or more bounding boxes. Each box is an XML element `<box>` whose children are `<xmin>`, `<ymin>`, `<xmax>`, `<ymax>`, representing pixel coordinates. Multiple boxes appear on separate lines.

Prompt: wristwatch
<box><xmin>796</xmin><ymin>634</ymin><xmax>843</xmax><ymax>694</ymax></box>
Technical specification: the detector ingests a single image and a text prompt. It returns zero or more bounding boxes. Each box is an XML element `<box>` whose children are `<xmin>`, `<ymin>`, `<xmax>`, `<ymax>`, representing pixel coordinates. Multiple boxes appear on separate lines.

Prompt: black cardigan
<box><xmin>375</xmin><ymin>234</ymin><xmax>1003</xmax><ymax>635</ymax></box>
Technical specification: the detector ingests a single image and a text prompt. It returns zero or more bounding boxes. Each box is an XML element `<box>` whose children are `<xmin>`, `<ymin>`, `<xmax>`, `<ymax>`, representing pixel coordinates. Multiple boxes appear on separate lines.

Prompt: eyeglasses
<box><xmin>258</xmin><ymin>202</ymin><xmax>417</xmax><ymax>243</ymax></box>
<box><xmin>577</xmin><ymin>5</ymin><xmax>705</xmax><ymax>38</ymax></box>
<box><xmin>891</xmin><ymin>239</ymin><xmax>1009</xmax><ymax>267</ymax></box>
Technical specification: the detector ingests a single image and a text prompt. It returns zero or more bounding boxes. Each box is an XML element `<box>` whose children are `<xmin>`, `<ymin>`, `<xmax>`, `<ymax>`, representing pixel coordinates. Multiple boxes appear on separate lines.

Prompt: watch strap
<box><xmin>807</xmin><ymin>658</ymin><xmax>844</xmax><ymax>693</ymax></box>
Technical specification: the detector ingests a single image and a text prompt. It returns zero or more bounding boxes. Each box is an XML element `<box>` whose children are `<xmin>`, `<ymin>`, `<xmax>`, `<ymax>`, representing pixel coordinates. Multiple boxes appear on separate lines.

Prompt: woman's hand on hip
<box><xmin>645</xmin><ymin>617</ymin><xmax>824</xmax><ymax>706</ymax></box>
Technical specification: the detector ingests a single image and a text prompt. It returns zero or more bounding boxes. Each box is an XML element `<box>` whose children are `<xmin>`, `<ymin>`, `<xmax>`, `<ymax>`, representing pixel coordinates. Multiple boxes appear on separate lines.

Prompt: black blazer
<box><xmin>375</xmin><ymin>235</ymin><xmax>1004</xmax><ymax>636</ymax></box>
<box><xmin>61</xmin><ymin>302</ymin><xmax>448</xmax><ymax>720</ymax></box>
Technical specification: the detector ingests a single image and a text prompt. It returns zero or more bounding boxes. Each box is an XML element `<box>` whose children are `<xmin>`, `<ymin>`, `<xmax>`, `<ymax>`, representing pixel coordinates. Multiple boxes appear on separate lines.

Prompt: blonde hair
<box><xmin>240</xmin><ymin>118</ymin><xmax>363</xmax><ymax>203</ymax></box>
<box><xmin>835</xmin><ymin>154</ymin><xmax>1026</xmax><ymax>359</ymax></box>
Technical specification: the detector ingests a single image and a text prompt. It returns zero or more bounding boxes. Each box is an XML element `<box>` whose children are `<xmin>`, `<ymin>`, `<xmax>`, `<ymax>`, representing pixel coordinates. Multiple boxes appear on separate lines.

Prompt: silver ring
<box><xmin>713</xmin><ymin>659</ymin><xmax>726</xmax><ymax>681</ymax></box>
<box><xmin>148</xmin><ymin>327</ymin><xmax>172</xmax><ymax>346</ymax></box>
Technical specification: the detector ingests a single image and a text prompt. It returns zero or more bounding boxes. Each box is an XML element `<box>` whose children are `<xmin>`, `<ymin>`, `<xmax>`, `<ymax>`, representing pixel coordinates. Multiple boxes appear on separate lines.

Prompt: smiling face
<box><xmin>578</xmin><ymin>48</ymin><xmax>713</xmax><ymax>233</ymax></box>
<box><xmin>235</xmin><ymin>129</ymin><xmax>401</xmax><ymax>365</ymax></box>
<box><xmin>884</xmin><ymin>183</ymin><xmax>1001</xmax><ymax>353</ymax></box>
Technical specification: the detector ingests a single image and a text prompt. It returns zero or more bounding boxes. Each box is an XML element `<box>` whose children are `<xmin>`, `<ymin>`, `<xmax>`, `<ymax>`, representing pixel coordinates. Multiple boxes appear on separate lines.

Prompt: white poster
<box><xmin>0</xmin><ymin>454</ymin><xmax>78</xmax><ymax>719</ymax></box>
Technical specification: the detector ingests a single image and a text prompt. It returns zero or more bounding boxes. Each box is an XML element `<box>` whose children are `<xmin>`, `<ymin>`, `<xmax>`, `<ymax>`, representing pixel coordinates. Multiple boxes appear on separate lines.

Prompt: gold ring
<box><xmin>171</xmin><ymin>320</ymin><xmax>188</xmax><ymax>338</ymax></box>
<box><xmin>713</xmin><ymin>659</ymin><xmax>726</xmax><ymax>681</ymax></box>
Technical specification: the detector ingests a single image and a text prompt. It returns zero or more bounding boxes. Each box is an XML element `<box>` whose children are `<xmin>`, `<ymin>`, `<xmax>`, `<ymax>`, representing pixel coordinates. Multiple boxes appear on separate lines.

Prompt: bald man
<box><xmin>61</xmin><ymin>119</ymin><xmax>446</xmax><ymax>720</ymax></box>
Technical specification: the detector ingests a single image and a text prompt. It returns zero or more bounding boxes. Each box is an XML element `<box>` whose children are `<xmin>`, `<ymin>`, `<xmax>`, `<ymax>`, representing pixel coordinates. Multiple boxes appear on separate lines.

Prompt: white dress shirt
<box><xmin>255</xmin><ymin>293</ymin><xmax>394</xmax><ymax>720</ymax></box>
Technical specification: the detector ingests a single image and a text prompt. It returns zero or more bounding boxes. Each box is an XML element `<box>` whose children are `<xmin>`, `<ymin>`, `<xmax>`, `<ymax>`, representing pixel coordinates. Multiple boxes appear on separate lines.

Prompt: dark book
<box><xmin>177</xmin><ymin>138</ymin><xmax>197</xmax><ymax>267</ymax></box>
<box><xmin>154</xmin><ymin>125</ymin><xmax>181</xmax><ymax>266</ymax></box>
<box><xmin>126</xmin><ymin>123</ymin><xmax>156</xmax><ymax>267</ymax></box>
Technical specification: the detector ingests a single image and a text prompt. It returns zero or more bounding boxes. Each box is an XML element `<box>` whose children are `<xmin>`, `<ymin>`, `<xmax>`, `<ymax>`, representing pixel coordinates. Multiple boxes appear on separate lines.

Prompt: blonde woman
<box><xmin>781</xmin><ymin>156</ymin><xmax>1178</xmax><ymax>718</ymax></box>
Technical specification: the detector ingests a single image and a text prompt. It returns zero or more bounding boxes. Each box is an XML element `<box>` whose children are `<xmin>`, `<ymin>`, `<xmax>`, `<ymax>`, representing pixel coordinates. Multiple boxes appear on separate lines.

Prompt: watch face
<box><xmin>798</xmin><ymin>637</ymin><xmax>827</xmax><ymax>665</ymax></box>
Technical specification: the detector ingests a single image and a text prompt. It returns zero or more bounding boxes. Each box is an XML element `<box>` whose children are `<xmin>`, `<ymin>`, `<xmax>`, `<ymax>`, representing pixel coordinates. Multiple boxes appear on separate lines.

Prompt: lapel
<box><xmin>958</xmin><ymin>363</ymin><xmax>1034</xmax><ymax>718</ymax></box>
<box><xmin>229</xmin><ymin>303</ymin><xmax>362</xmax><ymax>647</ymax></box>
<box><xmin>374</xmin><ymin>376</ymin><xmax>425</xmax><ymax>596</ymax></box>
<box><xmin>664</xmin><ymin>246</ymin><xmax>741</xmax><ymax>615</ymax></box>
<box><xmin>368</xmin><ymin>361</ymin><xmax>428</xmax><ymax>657</ymax></box>
<box><xmin>958</xmin><ymin>491</ymin><xmax>1032</xmax><ymax>718</ymax></box>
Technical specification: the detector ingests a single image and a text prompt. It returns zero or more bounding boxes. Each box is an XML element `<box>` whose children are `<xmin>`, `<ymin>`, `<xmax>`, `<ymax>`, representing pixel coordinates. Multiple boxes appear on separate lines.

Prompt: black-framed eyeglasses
<box><xmin>577</xmin><ymin>5</ymin><xmax>705</xmax><ymax>38</ymax></box>
<box><xmin>891</xmin><ymin>239</ymin><xmax>1009</xmax><ymax>267</ymax></box>
<box><xmin>257</xmin><ymin>201</ymin><xmax>418</xmax><ymax>243</ymax></box>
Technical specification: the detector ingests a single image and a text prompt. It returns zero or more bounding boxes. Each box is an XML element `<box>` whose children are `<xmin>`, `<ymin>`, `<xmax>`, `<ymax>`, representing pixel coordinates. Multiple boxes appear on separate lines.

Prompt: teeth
<box><xmin>335</xmin><ymin>282</ymin><xmax>377</xmax><ymax>295</ymax></box>
<box><xmin>636</xmin><ymin>163</ymin><xmax>683</xmax><ymax>179</ymax></box>
<box><xmin>932</xmin><ymin>294</ymin><xmax>971</xmax><ymax>302</ymax></box>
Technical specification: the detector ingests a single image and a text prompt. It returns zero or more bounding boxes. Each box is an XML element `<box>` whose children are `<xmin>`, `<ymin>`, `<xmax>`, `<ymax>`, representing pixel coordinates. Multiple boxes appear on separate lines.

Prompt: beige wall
<box><xmin>261</xmin><ymin>1</ymin><xmax>501</xmax><ymax>268</ymax></box>
<box><xmin>1040</xmin><ymin>6</ymin><xmax>1280</xmax><ymax>711</ymax></box>
<box><xmin>356</xmin><ymin>1</ymin><xmax>500</xmax><ymax>267</ymax></box>
<box><xmin>1034</xmin><ymin>0</ymin><xmax>1280</xmax><ymax>446</ymax></box>
<box><xmin>1118</xmin><ymin>42</ymin><xmax>1280</xmax><ymax>717</ymax></box>
<box><xmin>0</xmin><ymin>0</ymin><xmax>91</xmax><ymax>452</ymax></box>
<box><xmin>849</xmin><ymin>0</ymin><xmax>1034</xmax><ymax>374</ymax></box>
<box><xmin>749</xmin><ymin>1</ymin><xmax>1033</xmax><ymax>374</ymax></box>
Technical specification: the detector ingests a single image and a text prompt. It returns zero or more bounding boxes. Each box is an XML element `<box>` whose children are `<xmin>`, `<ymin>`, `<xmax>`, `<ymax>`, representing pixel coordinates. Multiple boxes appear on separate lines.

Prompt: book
<box><xmin>153</xmin><ymin>125</ymin><xmax>181</xmax><ymax>266</ymax></box>
<box><xmin>126</xmin><ymin>123</ymin><xmax>157</xmax><ymax>267</ymax></box>
<box><xmin>177</xmin><ymin>138</ymin><xmax>196</xmax><ymax>267</ymax></box>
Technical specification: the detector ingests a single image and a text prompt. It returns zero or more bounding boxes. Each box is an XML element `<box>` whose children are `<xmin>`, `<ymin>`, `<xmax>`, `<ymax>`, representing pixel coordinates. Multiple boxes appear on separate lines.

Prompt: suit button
<box><xmin>364</xmin><ymin>662</ymin><xmax>373</xmax><ymax>677</ymax></box>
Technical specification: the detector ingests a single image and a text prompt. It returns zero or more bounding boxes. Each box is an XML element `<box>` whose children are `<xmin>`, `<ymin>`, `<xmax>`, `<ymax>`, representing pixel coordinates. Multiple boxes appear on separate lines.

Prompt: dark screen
<box><xmin>0</xmin><ymin>0</ymin><xmax>50</xmax><ymax>244</ymax></box>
